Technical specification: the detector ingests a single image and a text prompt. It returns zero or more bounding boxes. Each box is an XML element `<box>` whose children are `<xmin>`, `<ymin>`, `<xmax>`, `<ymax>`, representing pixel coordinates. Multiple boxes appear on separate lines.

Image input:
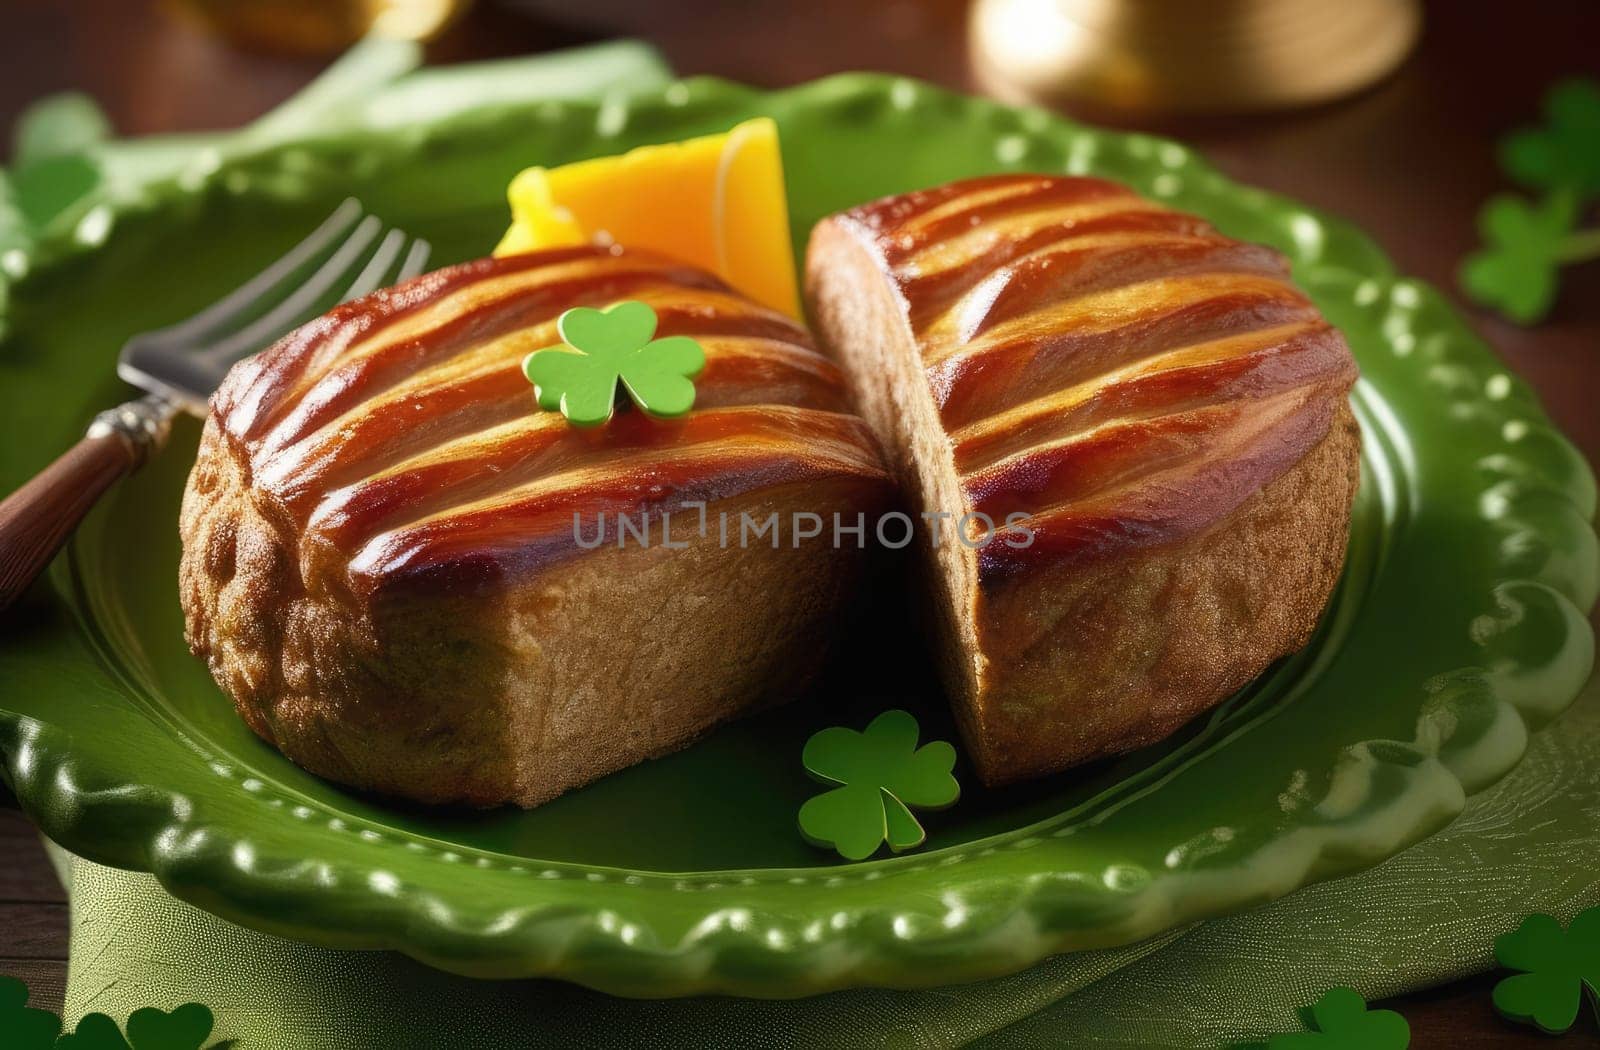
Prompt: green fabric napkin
<box><xmin>47</xmin><ymin>675</ymin><xmax>1599</xmax><ymax>1049</ymax></box>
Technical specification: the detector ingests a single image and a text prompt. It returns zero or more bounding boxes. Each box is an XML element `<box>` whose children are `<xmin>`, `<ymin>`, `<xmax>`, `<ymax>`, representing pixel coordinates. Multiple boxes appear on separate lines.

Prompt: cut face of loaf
<box><xmin>806</xmin><ymin>175</ymin><xmax>1360</xmax><ymax>785</ymax></box>
<box><xmin>180</xmin><ymin>246</ymin><xmax>892</xmax><ymax>807</ymax></box>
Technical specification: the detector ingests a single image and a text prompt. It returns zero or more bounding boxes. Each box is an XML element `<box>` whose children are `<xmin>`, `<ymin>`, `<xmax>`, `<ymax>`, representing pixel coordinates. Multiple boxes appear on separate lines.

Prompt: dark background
<box><xmin>1</xmin><ymin>0</ymin><xmax>1597</xmax><ymax>1044</ymax></box>
<box><xmin>3</xmin><ymin>0</ymin><xmax>1597</xmax><ymax>466</ymax></box>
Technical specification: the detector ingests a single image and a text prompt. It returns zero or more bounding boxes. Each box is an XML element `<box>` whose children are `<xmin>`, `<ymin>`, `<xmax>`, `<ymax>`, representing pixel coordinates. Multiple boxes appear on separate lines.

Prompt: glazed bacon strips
<box><xmin>807</xmin><ymin>175</ymin><xmax>1360</xmax><ymax>785</ymax></box>
<box><xmin>180</xmin><ymin>245</ymin><xmax>891</xmax><ymax>807</ymax></box>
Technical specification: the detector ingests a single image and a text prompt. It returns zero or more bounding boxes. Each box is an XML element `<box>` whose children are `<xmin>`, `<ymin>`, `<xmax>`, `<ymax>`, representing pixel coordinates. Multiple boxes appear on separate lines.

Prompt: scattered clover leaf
<box><xmin>1501</xmin><ymin>79</ymin><xmax>1600</xmax><ymax>198</ymax></box>
<box><xmin>0</xmin><ymin>974</ymin><xmax>219</xmax><ymax>1050</ymax></box>
<box><xmin>1465</xmin><ymin>78</ymin><xmax>1600</xmax><ymax>324</ymax></box>
<box><xmin>1459</xmin><ymin>192</ymin><xmax>1579</xmax><ymax>324</ymax></box>
<box><xmin>798</xmin><ymin>709</ymin><xmax>959</xmax><ymax>861</ymax></box>
<box><xmin>1492</xmin><ymin>907</ymin><xmax>1600</xmax><ymax>1035</ymax></box>
<box><xmin>8</xmin><ymin>93</ymin><xmax>108</xmax><ymax>232</ymax></box>
<box><xmin>56</xmin><ymin>1013</ymin><xmax>133</xmax><ymax>1050</ymax></box>
<box><xmin>12</xmin><ymin>93</ymin><xmax>111</xmax><ymax>166</ymax></box>
<box><xmin>124</xmin><ymin>1004</ymin><xmax>216</xmax><ymax>1050</ymax></box>
<box><xmin>523</xmin><ymin>300</ymin><xmax>705</xmax><ymax>426</ymax></box>
<box><xmin>1266</xmin><ymin>987</ymin><xmax>1409</xmax><ymax>1050</ymax></box>
<box><xmin>0</xmin><ymin>975</ymin><xmax>62</xmax><ymax>1050</ymax></box>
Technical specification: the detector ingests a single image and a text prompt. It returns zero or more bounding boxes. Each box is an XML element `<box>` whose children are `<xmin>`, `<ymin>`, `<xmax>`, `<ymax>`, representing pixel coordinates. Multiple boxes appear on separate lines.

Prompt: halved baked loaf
<box><xmin>181</xmin><ymin>245</ymin><xmax>892</xmax><ymax>807</ymax></box>
<box><xmin>806</xmin><ymin>174</ymin><xmax>1360</xmax><ymax>785</ymax></box>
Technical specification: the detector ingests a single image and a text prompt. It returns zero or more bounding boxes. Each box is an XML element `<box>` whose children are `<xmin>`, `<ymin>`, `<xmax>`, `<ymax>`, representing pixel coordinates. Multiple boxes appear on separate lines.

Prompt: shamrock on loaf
<box><xmin>0</xmin><ymin>975</ymin><xmax>61</xmax><ymax>1050</ymax></box>
<box><xmin>798</xmin><ymin>709</ymin><xmax>960</xmax><ymax>861</ymax></box>
<box><xmin>1501</xmin><ymin>79</ymin><xmax>1600</xmax><ymax>198</ymax></box>
<box><xmin>523</xmin><ymin>300</ymin><xmax>705</xmax><ymax>426</ymax></box>
<box><xmin>1459</xmin><ymin>192</ymin><xmax>1589</xmax><ymax>324</ymax></box>
<box><xmin>1266</xmin><ymin>987</ymin><xmax>1409</xmax><ymax>1050</ymax></box>
<box><xmin>1492</xmin><ymin>907</ymin><xmax>1600</xmax><ymax>1035</ymax></box>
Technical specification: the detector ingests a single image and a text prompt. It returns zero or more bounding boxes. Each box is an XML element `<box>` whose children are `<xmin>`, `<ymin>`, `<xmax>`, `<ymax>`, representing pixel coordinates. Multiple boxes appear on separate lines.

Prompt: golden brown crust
<box><xmin>208</xmin><ymin>246</ymin><xmax>887</xmax><ymax>598</ymax></box>
<box><xmin>181</xmin><ymin>248</ymin><xmax>893</xmax><ymax>807</ymax></box>
<box><xmin>805</xmin><ymin>174</ymin><xmax>1361</xmax><ymax>785</ymax></box>
<box><xmin>182</xmin><ymin>420</ymin><xmax>521</xmax><ymax>803</ymax></box>
<box><xmin>966</xmin><ymin>405</ymin><xmax>1359</xmax><ymax>781</ymax></box>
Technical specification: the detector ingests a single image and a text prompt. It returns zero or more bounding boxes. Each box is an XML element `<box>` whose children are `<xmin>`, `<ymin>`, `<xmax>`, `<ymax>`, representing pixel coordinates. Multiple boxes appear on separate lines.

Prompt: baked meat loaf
<box><xmin>806</xmin><ymin>174</ymin><xmax>1360</xmax><ymax>785</ymax></box>
<box><xmin>181</xmin><ymin>245</ymin><xmax>892</xmax><ymax>807</ymax></box>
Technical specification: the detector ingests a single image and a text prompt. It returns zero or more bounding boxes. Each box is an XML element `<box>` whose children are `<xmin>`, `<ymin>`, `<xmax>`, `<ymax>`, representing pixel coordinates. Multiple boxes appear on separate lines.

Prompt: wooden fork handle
<box><xmin>0</xmin><ymin>396</ymin><xmax>173</xmax><ymax>612</ymax></box>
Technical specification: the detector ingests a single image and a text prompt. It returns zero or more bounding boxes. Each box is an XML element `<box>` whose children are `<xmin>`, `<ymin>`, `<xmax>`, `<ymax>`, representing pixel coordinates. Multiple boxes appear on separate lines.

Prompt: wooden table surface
<box><xmin>1</xmin><ymin>1</ymin><xmax>1597</xmax><ymax>1046</ymax></box>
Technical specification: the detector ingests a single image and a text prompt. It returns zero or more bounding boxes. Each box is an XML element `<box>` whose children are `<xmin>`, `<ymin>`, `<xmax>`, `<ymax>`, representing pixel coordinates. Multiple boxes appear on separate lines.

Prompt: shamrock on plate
<box><xmin>1266</xmin><ymin>987</ymin><xmax>1409</xmax><ymax>1050</ymax></box>
<box><xmin>1501</xmin><ymin>79</ymin><xmax>1600</xmax><ymax>198</ymax></box>
<box><xmin>798</xmin><ymin>709</ymin><xmax>960</xmax><ymax>861</ymax></box>
<box><xmin>1459</xmin><ymin>192</ymin><xmax>1587</xmax><ymax>324</ymax></box>
<box><xmin>523</xmin><ymin>300</ymin><xmax>705</xmax><ymax>426</ymax></box>
<box><xmin>0</xmin><ymin>975</ymin><xmax>62</xmax><ymax>1050</ymax></box>
<box><xmin>1492</xmin><ymin>907</ymin><xmax>1600</xmax><ymax>1035</ymax></box>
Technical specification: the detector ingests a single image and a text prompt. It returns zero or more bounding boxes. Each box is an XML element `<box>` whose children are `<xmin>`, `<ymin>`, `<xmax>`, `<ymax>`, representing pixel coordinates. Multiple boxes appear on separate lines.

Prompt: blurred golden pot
<box><xmin>970</xmin><ymin>0</ymin><xmax>1421</xmax><ymax>115</ymax></box>
<box><xmin>166</xmin><ymin>0</ymin><xmax>471</xmax><ymax>55</ymax></box>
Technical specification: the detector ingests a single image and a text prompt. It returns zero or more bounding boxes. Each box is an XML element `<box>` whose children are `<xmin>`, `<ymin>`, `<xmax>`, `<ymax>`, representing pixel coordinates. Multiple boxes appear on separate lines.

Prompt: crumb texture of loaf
<box><xmin>181</xmin><ymin>246</ymin><xmax>891</xmax><ymax>807</ymax></box>
<box><xmin>806</xmin><ymin>174</ymin><xmax>1360</xmax><ymax>784</ymax></box>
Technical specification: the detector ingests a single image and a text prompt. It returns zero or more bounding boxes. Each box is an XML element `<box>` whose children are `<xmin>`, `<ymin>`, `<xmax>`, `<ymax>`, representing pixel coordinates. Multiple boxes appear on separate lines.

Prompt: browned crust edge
<box><xmin>805</xmin><ymin>212</ymin><xmax>1361</xmax><ymax>787</ymax></box>
<box><xmin>968</xmin><ymin>403</ymin><xmax>1360</xmax><ymax>783</ymax></box>
<box><xmin>180</xmin><ymin>417</ymin><xmax>887</xmax><ymax>808</ymax></box>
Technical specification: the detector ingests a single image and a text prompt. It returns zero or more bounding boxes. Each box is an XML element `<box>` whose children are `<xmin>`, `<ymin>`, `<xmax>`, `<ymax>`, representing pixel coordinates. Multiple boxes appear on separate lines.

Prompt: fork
<box><xmin>0</xmin><ymin>199</ymin><xmax>431</xmax><ymax>611</ymax></box>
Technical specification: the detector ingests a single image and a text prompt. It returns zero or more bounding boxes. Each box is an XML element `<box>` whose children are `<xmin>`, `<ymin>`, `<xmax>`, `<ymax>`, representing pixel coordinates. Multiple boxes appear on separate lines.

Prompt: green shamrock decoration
<box><xmin>1492</xmin><ymin>907</ymin><xmax>1600</xmax><ymax>1035</ymax></box>
<box><xmin>124</xmin><ymin>1004</ymin><xmax>216</xmax><ymax>1050</ymax></box>
<box><xmin>1462</xmin><ymin>78</ymin><xmax>1600</xmax><ymax>324</ymax></box>
<box><xmin>0</xmin><ymin>974</ymin><xmax>219</xmax><ymax>1050</ymax></box>
<box><xmin>798</xmin><ymin>709</ymin><xmax>960</xmax><ymax>861</ymax></box>
<box><xmin>1266</xmin><ymin>987</ymin><xmax>1409</xmax><ymax>1050</ymax></box>
<box><xmin>522</xmin><ymin>300</ymin><xmax>705</xmax><ymax>426</ymax></box>
<box><xmin>1501</xmin><ymin>79</ymin><xmax>1600</xmax><ymax>198</ymax></box>
<box><xmin>53</xmin><ymin>1006</ymin><xmax>217</xmax><ymax>1050</ymax></box>
<box><xmin>55</xmin><ymin>1013</ymin><xmax>132</xmax><ymax>1050</ymax></box>
<box><xmin>1459</xmin><ymin>192</ymin><xmax>1584</xmax><ymax>324</ymax></box>
<box><xmin>0</xmin><ymin>975</ymin><xmax>62</xmax><ymax>1050</ymax></box>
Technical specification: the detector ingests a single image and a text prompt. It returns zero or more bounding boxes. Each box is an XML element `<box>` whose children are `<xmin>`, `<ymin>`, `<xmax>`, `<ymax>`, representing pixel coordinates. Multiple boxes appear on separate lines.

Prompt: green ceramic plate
<box><xmin>0</xmin><ymin>73</ymin><xmax>1595</xmax><ymax>999</ymax></box>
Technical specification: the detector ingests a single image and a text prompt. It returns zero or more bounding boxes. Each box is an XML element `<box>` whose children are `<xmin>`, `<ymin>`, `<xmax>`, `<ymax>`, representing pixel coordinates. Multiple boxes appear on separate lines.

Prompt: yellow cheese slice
<box><xmin>495</xmin><ymin>117</ymin><xmax>801</xmax><ymax>319</ymax></box>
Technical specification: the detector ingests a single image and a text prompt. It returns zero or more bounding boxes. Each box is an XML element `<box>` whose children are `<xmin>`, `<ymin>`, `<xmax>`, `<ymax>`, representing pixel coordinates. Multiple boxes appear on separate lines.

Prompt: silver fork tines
<box><xmin>118</xmin><ymin>199</ymin><xmax>432</xmax><ymax>415</ymax></box>
<box><xmin>0</xmin><ymin>199</ymin><xmax>433</xmax><ymax>614</ymax></box>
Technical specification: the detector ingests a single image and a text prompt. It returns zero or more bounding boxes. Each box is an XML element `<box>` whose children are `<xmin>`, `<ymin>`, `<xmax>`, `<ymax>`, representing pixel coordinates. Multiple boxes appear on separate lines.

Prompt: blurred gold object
<box><xmin>970</xmin><ymin>0</ymin><xmax>1421</xmax><ymax>115</ymax></box>
<box><xmin>166</xmin><ymin>0</ymin><xmax>471</xmax><ymax>55</ymax></box>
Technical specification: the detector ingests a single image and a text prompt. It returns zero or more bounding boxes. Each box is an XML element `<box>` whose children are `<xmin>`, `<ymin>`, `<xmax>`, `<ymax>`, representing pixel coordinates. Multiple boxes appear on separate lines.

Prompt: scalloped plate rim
<box><xmin>0</xmin><ymin>72</ymin><xmax>1594</xmax><ymax>998</ymax></box>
